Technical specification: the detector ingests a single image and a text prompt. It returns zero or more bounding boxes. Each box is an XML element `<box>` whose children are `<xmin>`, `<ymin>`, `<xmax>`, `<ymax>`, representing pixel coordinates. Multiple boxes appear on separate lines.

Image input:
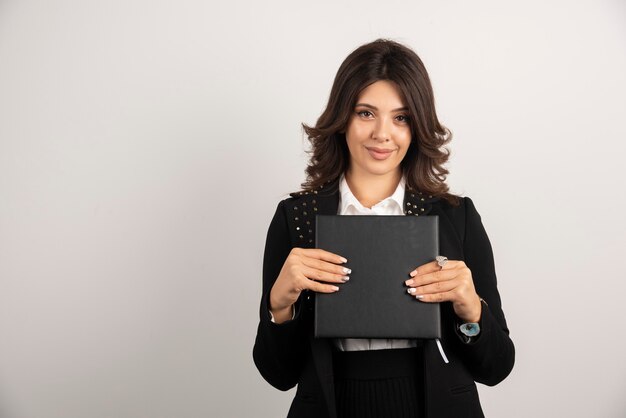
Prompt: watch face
<box><xmin>460</xmin><ymin>323</ymin><xmax>480</xmax><ymax>337</ymax></box>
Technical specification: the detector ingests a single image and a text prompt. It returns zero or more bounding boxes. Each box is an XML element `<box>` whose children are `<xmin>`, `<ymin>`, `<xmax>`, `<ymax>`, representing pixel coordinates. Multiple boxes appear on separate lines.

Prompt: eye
<box><xmin>356</xmin><ymin>110</ymin><xmax>373</xmax><ymax>118</ymax></box>
<box><xmin>396</xmin><ymin>114</ymin><xmax>410</xmax><ymax>123</ymax></box>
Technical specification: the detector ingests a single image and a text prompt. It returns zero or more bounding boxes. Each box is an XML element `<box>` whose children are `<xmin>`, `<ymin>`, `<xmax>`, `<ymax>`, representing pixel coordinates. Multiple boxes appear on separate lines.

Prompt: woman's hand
<box><xmin>405</xmin><ymin>259</ymin><xmax>482</xmax><ymax>323</ymax></box>
<box><xmin>269</xmin><ymin>248</ymin><xmax>350</xmax><ymax>323</ymax></box>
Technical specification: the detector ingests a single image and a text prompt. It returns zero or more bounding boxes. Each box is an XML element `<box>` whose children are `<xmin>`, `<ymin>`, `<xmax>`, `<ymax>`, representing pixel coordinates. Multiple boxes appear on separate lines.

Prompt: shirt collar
<box><xmin>338</xmin><ymin>173</ymin><xmax>406</xmax><ymax>214</ymax></box>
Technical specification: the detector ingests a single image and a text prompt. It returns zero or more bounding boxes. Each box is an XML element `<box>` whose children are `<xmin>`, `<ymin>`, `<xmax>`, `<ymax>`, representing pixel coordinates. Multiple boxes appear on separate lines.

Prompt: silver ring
<box><xmin>435</xmin><ymin>255</ymin><xmax>448</xmax><ymax>269</ymax></box>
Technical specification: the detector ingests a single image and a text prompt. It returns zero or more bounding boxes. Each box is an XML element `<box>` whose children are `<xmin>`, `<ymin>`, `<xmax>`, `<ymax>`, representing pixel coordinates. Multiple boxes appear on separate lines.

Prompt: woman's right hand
<box><xmin>269</xmin><ymin>248</ymin><xmax>350</xmax><ymax>323</ymax></box>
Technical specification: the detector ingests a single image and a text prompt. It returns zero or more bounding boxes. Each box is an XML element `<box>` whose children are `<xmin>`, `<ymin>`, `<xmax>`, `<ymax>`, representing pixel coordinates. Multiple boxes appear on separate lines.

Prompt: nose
<box><xmin>372</xmin><ymin>116</ymin><xmax>391</xmax><ymax>142</ymax></box>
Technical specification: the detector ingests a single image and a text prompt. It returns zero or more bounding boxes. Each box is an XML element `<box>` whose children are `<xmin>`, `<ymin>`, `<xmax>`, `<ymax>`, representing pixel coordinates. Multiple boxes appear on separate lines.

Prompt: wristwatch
<box><xmin>457</xmin><ymin>321</ymin><xmax>480</xmax><ymax>344</ymax></box>
<box><xmin>459</xmin><ymin>322</ymin><xmax>480</xmax><ymax>337</ymax></box>
<box><xmin>457</xmin><ymin>297</ymin><xmax>486</xmax><ymax>343</ymax></box>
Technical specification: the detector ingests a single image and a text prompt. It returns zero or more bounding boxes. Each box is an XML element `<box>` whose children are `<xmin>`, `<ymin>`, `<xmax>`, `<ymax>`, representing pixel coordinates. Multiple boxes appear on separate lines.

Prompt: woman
<box><xmin>253</xmin><ymin>39</ymin><xmax>514</xmax><ymax>418</ymax></box>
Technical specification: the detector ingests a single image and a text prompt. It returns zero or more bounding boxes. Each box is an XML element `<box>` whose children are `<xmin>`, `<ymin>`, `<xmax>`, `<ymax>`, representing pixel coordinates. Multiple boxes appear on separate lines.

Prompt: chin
<box><xmin>365</xmin><ymin>164</ymin><xmax>399</xmax><ymax>176</ymax></box>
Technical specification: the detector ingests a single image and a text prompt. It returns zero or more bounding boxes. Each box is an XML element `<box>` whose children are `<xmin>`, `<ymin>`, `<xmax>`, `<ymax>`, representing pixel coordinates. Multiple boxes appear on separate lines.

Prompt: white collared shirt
<box><xmin>334</xmin><ymin>173</ymin><xmax>418</xmax><ymax>352</ymax></box>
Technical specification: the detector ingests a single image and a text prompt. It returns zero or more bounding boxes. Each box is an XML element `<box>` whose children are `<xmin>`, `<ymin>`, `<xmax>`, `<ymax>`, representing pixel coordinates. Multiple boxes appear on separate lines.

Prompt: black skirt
<box><xmin>332</xmin><ymin>346</ymin><xmax>425</xmax><ymax>418</ymax></box>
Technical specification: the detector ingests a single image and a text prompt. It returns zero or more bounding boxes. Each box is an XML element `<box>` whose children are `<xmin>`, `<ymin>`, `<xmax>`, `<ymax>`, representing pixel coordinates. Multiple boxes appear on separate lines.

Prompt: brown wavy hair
<box><xmin>297</xmin><ymin>38</ymin><xmax>460</xmax><ymax>206</ymax></box>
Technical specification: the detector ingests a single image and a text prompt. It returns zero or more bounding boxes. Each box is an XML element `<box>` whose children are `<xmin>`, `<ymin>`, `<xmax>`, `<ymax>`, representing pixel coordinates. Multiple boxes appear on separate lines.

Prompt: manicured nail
<box><xmin>341</xmin><ymin>276</ymin><xmax>350</xmax><ymax>282</ymax></box>
<box><xmin>415</xmin><ymin>294</ymin><xmax>424</xmax><ymax>300</ymax></box>
<box><xmin>410</xmin><ymin>270</ymin><xmax>417</xmax><ymax>277</ymax></box>
<box><xmin>343</xmin><ymin>267</ymin><xmax>352</xmax><ymax>274</ymax></box>
<box><xmin>407</xmin><ymin>288</ymin><xmax>416</xmax><ymax>294</ymax></box>
<box><xmin>405</xmin><ymin>279</ymin><xmax>414</xmax><ymax>286</ymax></box>
<box><xmin>339</xmin><ymin>257</ymin><xmax>348</xmax><ymax>263</ymax></box>
<box><xmin>332</xmin><ymin>286</ymin><xmax>339</xmax><ymax>291</ymax></box>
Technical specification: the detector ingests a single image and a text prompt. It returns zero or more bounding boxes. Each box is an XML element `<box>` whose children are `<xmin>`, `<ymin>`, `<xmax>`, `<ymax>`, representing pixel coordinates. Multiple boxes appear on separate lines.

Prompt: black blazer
<box><xmin>253</xmin><ymin>179</ymin><xmax>515</xmax><ymax>418</ymax></box>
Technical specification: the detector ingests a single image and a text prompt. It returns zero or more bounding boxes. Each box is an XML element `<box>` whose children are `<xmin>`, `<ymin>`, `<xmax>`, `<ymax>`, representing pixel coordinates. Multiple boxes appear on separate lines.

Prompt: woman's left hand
<box><xmin>405</xmin><ymin>259</ymin><xmax>482</xmax><ymax>323</ymax></box>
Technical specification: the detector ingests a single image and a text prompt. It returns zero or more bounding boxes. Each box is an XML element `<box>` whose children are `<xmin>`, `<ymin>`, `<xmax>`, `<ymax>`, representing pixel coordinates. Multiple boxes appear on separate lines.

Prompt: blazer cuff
<box><xmin>261</xmin><ymin>290</ymin><xmax>302</xmax><ymax>329</ymax></box>
<box><xmin>269</xmin><ymin>304</ymin><xmax>296</xmax><ymax>323</ymax></box>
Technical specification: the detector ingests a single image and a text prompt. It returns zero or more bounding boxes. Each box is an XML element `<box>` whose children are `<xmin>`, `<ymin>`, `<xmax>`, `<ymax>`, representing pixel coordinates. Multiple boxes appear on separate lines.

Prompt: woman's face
<box><xmin>344</xmin><ymin>80</ymin><xmax>412</xmax><ymax>180</ymax></box>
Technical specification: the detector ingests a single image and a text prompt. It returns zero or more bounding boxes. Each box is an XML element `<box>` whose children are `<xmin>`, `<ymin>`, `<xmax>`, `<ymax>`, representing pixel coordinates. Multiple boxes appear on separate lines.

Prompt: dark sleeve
<box><xmin>252</xmin><ymin>200</ymin><xmax>307</xmax><ymax>391</ymax></box>
<box><xmin>457</xmin><ymin>197</ymin><xmax>515</xmax><ymax>386</ymax></box>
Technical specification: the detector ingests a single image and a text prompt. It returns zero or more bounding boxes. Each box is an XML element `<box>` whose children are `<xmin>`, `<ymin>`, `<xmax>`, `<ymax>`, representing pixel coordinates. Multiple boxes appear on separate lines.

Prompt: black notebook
<box><xmin>314</xmin><ymin>215</ymin><xmax>441</xmax><ymax>339</ymax></box>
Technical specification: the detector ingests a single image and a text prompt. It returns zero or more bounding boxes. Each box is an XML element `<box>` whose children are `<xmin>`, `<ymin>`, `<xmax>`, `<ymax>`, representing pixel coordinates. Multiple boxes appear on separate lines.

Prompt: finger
<box><xmin>413</xmin><ymin>291</ymin><xmax>453</xmax><ymax>303</ymax></box>
<box><xmin>409</xmin><ymin>259</ymin><xmax>462</xmax><ymax>278</ymax></box>
<box><xmin>405</xmin><ymin>268</ymin><xmax>457</xmax><ymax>287</ymax></box>
<box><xmin>301</xmin><ymin>265</ymin><xmax>349</xmax><ymax>284</ymax></box>
<box><xmin>302</xmin><ymin>257</ymin><xmax>352</xmax><ymax>279</ymax></box>
<box><xmin>301</xmin><ymin>248</ymin><xmax>348</xmax><ymax>264</ymax></box>
<box><xmin>302</xmin><ymin>277</ymin><xmax>340</xmax><ymax>294</ymax></box>
<box><xmin>407</xmin><ymin>279</ymin><xmax>457</xmax><ymax>296</ymax></box>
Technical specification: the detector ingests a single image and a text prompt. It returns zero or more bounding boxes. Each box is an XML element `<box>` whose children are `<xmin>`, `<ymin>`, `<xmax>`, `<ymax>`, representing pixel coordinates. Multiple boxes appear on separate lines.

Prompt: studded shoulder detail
<box><xmin>285</xmin><ymin>183</ymin><xmax>327</xmax><ymax>246</ymax></box>
<box><xmin>288</xmin><ymin>189</ymin><xmax>319</xmax><ymax>199</ymax></box>
<box><xmin>402</xmin><ymin>188</ymin><xmax>440</xmax><ymax>216</ymax></box>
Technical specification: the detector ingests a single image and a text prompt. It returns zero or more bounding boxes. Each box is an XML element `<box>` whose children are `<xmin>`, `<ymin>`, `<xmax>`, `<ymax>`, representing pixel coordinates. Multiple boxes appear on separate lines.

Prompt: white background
<box><xmin>1</xmin><ymin>0</ymin><xmax>625</xmax><ymax>417</ymax></box>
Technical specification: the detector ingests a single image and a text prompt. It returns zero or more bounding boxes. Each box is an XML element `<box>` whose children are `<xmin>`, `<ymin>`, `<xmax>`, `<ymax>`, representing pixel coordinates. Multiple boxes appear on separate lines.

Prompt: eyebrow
<box><xmin>354</xmin><ymin>103</ymin><xmax>409</xmax><ymax>112</ymax></box>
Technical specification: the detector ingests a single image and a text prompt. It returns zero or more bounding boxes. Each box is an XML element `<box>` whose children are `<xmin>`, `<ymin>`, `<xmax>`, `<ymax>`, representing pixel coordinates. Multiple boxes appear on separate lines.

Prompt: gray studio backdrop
<box><xmin>1</xmin><ymin>0</ymin><xmax>625</xmax><ymax>417</ymax></box>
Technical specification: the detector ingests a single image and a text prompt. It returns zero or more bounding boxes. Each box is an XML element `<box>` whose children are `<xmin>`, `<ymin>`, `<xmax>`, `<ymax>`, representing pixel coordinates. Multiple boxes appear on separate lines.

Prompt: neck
<box><xmin>345</xmin><ymin>168</ymin><xmax>402</xmax><ymax>209</ymax></box>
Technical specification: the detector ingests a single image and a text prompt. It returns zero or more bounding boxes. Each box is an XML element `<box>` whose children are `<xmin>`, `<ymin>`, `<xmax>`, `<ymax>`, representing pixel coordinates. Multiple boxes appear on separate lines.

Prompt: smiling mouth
<box><xmin>366</xmin><ymin>147</ymin><xmax>395</xmax><ymax>160</ymax></box>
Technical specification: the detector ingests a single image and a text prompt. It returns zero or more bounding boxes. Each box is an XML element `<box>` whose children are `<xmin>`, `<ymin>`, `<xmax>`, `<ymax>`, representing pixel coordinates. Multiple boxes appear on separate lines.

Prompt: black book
<box><xmin>314</xmin><ymin>215</ymin><xmax>441</xmax><ymax>339</ymax></box>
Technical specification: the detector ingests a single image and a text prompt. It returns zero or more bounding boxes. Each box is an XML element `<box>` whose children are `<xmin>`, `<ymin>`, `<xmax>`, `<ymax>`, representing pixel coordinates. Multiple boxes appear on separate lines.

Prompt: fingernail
<box><xmin>410</xmin><ymin>270</ymin><xmax>417</xmax><ymax>277</ymax></box>
<box><xmin>339</xmin><ymin>257</ymin><xmax>348</xmax><ymax>263</ymax></box>
<box><xmin>332</xmin><ymin>286</ymin><xmax>339</xmax><ymax>291</ymax></box>
<box><xmin>415</xmin><ymin>295</ymin><xmax>424</xmax><ymax>300</ymax></box>
<box><xmin>343</xmin><ymin>267</ymin><xmax>352</xmax><ymax>274</ymax></box>
<box><xmin>407</xmin><ymin>288</ymin><xmax>416</xmax><ymax>294</ymax></box>
<box><xmin>341</xmin><ymin>276</ymin><xmax>350</xmax><ymax>282</ymax></box>
<box><xmin>405</xmin><ymin>279</ymin><xmax>414</xmax><ymax>286</ymax></box>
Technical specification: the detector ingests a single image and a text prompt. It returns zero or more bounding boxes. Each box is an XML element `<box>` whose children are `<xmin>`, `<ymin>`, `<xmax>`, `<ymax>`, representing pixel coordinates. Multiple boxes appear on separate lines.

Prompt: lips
<box><xmin>367</xmin><ymin>147</ymin><xmax>394</xmax><ymax>153</ymax></box>
<box><xmin>366</xmin><ymin>147</ymin><xmax>394</xmax><ymax>160</ymax></box>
